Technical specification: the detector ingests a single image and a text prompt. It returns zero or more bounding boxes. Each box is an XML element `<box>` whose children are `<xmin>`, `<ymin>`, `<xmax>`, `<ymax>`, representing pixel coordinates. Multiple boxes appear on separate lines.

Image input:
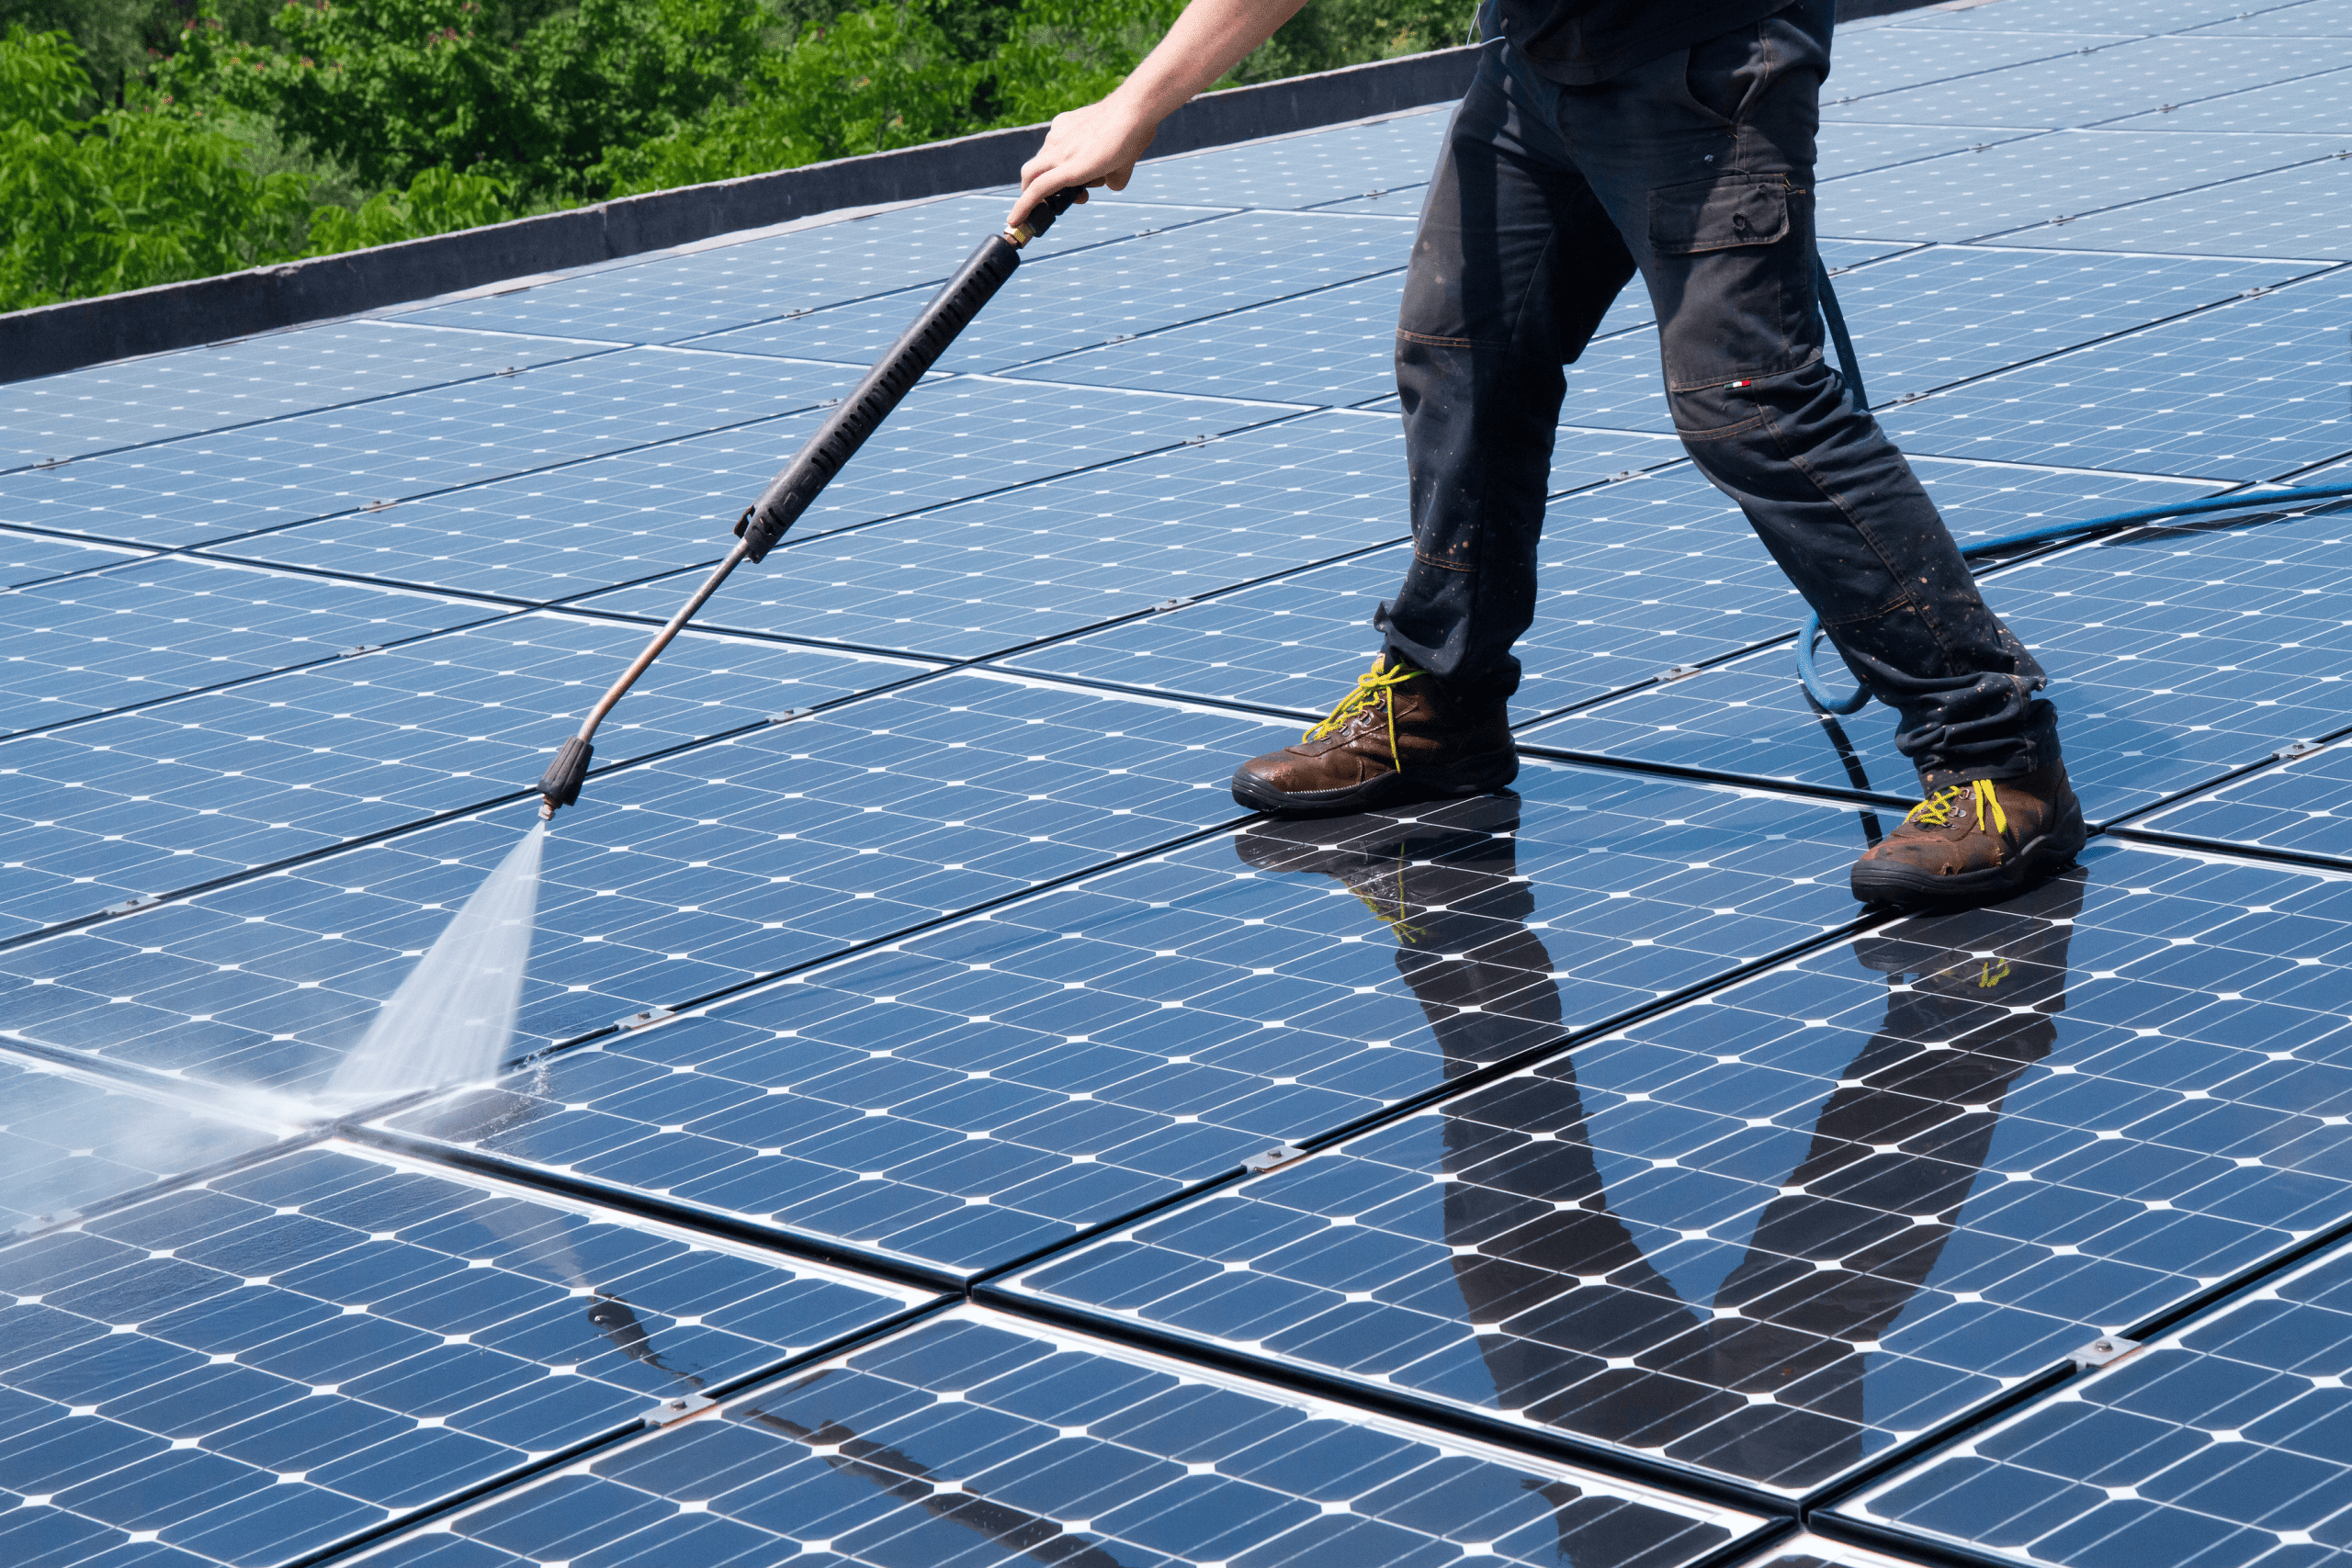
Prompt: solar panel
<box><xmin>1838</xmin><ymin>1227</ymin><xmax>2352</xmax><ymax>1568</ymax></box>
<box><xmin>1881</xmin><ymin>270</ymin><xmax>2352</xmax><ymax>480</ymax></box>
<box><xmin>0</xmin><ymin>614</ymin><xmax>924</xmax><ymax>942</ymax></box>
<box><xmin>1826</xmin><ymin>28</ymin><xmax>2141</xmax><ymax>102</ymax></box>
<box><xmin>1815</xmin><ymin>122</ymin><xmax>2050</xmax><ymax>182</ymax></box>
<box><xmin>0</xmin><ymin>323</ymin><xmax>599</xmax><ymax>470</ymax></box>
<box><xmin>570</xmin><ymin>410</ymin><xmax>1411</xmax><ymax>660</ymax></box>
<box><xmin>0</xmin><ymin>558</ymin><xmax>507</xmax><ymax>741</ymax></box>
<box><xmin>2132</xmin><ymin>738</ymin><xmax>2352</xmax><ymax>863</ymax></box>
<box><xmin>0</xmin><ymin>1049</ymin><xmax>293</xmax><ymax>1235</ymax></box>
<box><xmin>0</xmin><ymin>673</ymin><xmax>1286</xmax><ymax>1089</ymax></box>
<box><xmin>1077</xmin><ymin>108</ymin><xmax>1455</xmax><ymax>210</ymax></box>
<box><xmin>1012</xmin><ymin>459</ymin><xmax>2223</xmax><ymax>726</ymax></box>
<box><xmin>220</xmin><ymin>378</ymin><xmax>1283</xmax><ymax>604</ymax></box>
<box><xmin>390</xmin><ymin>196</ymin><xmax>1101</xmax><ymax>344</ymax></box>
<box><xmin>334</xmin><ymin>1306</ymin><xmax>1767</xmax><ymax>1568</ymax></box>
<box><xmin>1725</xmin><ymin>1534</ymin><xmax>1925</xmax><ymax>1568</ymax></box>
<box><xmin>2102</xmin><ymin>61</ymin><xmax>2352</xmax><ymax>130</ymax></box>
<box><xmin>1537</xmin><ymin>497</ymin><xmax>2352</xmax><ymax>816</ymax></box>
<box><xmin>0</xmin><ymin>350</ymin><xmax>863</xmax><ymax>549</ymax></box>
<box><xmin>1897</xmin><ymin>0</ymin><xmax>2323</xmax><ymax>28</ymax></box>
<box><xmin>381</xmin><ymin>764</ymin><xmax>1877</xmax><ymax>1279</ymax></box>
<box><xmin>0</xmin><ymin>1141</ymin><xmax>930</xmax><ymax>1568</ymax></box>
<box><xmin>1821</xmin><ymin>36</ymin><xmax>2343</xmax><ymax>127</ymax></box>
<box><xmin>2014</xmin><ymin>152</ymin><xmax>2352</xmax><ymax>259</ymax></box>
<box><xmin>1817</xmin><ymin>131</ymin><xmax>2352</xmax><ymax>244</ymax></box>
<box><xmin>2181</xmin><ymin>0</ymin><xmax>2352</xmax><ymax>33</ymax></box>
<box><xmin>1001</xmin><ymin>840</ymin><xmax>2352</xmax><ymax>1498</ymax></box>
<box><xmin>687</xmin><ymin>211</ymin><xmax>1418</xmax><ymax>375</ymax></box>
<box><xmin>0</xmin><ymin>530</ymin><xmax>146</xmax><ymax>592</ymax></box>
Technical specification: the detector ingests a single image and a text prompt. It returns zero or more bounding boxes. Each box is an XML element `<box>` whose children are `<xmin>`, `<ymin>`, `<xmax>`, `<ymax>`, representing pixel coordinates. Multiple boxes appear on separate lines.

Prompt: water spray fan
<box><xmin>536</xmin><ymin>189</ymin><xmax>1083</xmax><ymax>818</ymax></box>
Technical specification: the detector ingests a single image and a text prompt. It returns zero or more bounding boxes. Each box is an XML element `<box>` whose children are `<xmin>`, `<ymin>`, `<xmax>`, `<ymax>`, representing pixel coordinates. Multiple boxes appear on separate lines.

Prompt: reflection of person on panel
<box><xmin>1238</xmin><ymin>803</ymin><xmax>2083</xmax><ymax>1494</ymax></box>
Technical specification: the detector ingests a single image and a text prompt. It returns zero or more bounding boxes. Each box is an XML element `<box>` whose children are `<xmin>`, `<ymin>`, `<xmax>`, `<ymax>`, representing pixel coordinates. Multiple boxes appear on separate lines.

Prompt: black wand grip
<box><xmin>736</xmin><ymin>234</ymin><xmax>1022</xmax><ymax>561</ymax></box>
<box><xmin>537</xmin><ymin>736</ymin><xmax>594</xmax><ymax>812</ymax></box>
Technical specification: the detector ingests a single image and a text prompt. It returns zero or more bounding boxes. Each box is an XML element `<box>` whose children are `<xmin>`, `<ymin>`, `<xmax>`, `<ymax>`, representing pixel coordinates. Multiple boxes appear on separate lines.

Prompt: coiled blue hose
<box><xmin>1793</xmin><ymin>480</ymin><xmax>2352</xmax><ymax>714</ymax></box>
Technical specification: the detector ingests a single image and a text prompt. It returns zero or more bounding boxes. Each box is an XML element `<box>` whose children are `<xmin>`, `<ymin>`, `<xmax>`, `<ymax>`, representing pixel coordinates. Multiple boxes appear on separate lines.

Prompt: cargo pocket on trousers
<box><xmin>1648</xmin><ymin>174</ymin><xmax>1790</xmax><ymax>255</ymax></box>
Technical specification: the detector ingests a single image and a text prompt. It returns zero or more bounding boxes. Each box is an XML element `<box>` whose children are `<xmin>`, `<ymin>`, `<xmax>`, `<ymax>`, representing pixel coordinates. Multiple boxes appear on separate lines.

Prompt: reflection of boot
<box><xmin>1679</xmin><ymin>868</ymin><xmax>2086</xmax><ymax>1490</ymax></box>
<box><xmin>1233</xmin><ymin>795</ymin><xmax>1562</xmax><ymax>1074</ymax></box>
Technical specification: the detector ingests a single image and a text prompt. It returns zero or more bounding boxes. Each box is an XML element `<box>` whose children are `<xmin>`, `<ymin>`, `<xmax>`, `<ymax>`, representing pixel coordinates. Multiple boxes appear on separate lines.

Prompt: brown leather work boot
<box><xmin>1849</xmin><ymin>761</ymin><xmax>2086</xmax><ymax>910</ymax></box>
<box><xmin>1229</xmin><ymin>655</ymin><xmax>1517</xmax><ymax>816</ymax></box>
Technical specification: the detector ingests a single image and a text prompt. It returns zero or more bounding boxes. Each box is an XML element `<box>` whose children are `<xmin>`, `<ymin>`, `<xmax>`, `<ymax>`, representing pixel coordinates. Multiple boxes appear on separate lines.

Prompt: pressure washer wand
<box><xmin>535</xmin><ymin>189</ymin><xmax>1083</xmax><ymax>818</ymax></box>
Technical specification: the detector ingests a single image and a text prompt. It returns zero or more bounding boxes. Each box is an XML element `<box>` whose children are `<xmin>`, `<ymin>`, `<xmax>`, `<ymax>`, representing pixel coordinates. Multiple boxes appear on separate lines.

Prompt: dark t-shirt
<box><xmin>1494</xmin><ymin>0</ymin><xmax>1796</xmax><ymax>84</ymax></box>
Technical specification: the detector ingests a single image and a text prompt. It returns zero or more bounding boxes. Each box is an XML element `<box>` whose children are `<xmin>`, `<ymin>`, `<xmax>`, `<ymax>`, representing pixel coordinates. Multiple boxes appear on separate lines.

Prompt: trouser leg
<box><xmin>1550</xmin><ymin>0</ymin><xmax>2061</xmax><ymax>785</ymax></box>
<box><xmin>1378</xmin><ymin>41</ymin><xmax>1635</xmax><ymax>706</ymax></box>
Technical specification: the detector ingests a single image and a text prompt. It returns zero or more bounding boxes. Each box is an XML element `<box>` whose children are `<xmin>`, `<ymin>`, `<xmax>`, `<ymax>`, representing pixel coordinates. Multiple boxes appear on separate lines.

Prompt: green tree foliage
<box><xmin>3</xmin><ymin>0</ymin><xmax>1476</xmax><ymax>313</ymax></box>
<box><xmin>0</xmin><ymin>23</ymin><xmax>309</xmax><ymax>310</ymax></box>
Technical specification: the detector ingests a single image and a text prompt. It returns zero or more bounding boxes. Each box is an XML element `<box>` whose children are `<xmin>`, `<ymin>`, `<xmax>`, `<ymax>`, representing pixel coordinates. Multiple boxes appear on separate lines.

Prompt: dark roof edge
<box><xmin>1</xmin><ymin>44</ymin><xmax>1483</xmax><ymax>385</ymax></box>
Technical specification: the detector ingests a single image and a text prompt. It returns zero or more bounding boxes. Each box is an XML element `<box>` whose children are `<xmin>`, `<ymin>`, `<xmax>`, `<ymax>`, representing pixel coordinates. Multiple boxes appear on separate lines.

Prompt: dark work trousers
<box><xmin>1375</xmin><ymin>0</ymin><xmax>2062</xmax><ymax>786</ymax></box>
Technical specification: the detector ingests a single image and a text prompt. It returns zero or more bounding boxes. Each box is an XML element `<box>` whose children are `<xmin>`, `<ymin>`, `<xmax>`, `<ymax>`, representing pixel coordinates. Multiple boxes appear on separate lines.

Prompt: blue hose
<box><xmin>1794</xmin><ymin>480</ymin><xmax>2352</xmax><ymax>714</ymax></box>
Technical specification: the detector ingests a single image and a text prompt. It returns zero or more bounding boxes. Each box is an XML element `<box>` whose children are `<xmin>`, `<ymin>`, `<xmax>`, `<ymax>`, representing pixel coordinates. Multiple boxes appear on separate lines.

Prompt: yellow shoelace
<box><xmin>1906</xmin><ymin>778</ymin><xmax>2009</xmax><ymax>837</ymax></box>
<box><xmin>1304</xmin><ymin>660</ymin><xmax>1419</xmax><ymax>768</ymax></box>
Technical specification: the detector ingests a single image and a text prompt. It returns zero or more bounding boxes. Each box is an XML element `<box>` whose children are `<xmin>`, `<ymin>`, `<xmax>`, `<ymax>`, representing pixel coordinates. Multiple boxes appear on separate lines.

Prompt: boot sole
<box><xmin>1230</xmin><ymin>750</ymin><xmax>1519</xmax><ymax>818</ymax></box>
<box><xmin>1849</xmin><ymin>820</ymin><xmax>2088</xmax><ymax>911</ymax></box>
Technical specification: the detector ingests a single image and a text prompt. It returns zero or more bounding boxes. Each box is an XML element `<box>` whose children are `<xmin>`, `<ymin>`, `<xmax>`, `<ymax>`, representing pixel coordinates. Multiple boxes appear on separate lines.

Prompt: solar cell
<box><xmin>1826</xmin><ymin>28</ymin><xmax>2141</xmax><ymax>101</ymax></box>
<box><xmin>0</xmin><ymin>529</ymin><xmax>142</xmax><ymax>591</ymax></box>
<box><xmin>335</xmin><ymin>1307</ymin><xmax>1766</xmax><ymax>1568</ymax></box>
<box><xmin>1881</xmin><ymin>271</ymin><xmax>2352</xmax><ymax>480</ymax></box>
<box><xmin>0</xmin><ymin>350</ymin><xmax>861</xmax><ymax>549</ymax></box>
<box><xmin>388</xmin><ymin>196</ymin><xmax>1103</xmax><ymax>344</ymax></box>
<box><xmin>2013</xmin><ymin>152</ymin><xmax>2352</xmax><ymax>259</ymax></box>
<box><xmin>1010</xmin><ymin>459</ymin><xmax>2223</xmax><ymax>725</ymax></box>
<box><xmin>1726</xmin><ymin>1535</ymin><xmax>1923</xmax><ymax>1568</ymax></box>
<box><xmin>2180</xmin><ymin>0</ymin><xmax>2352</xmax><ymax>33</ymax></box>
<box><xmin>1080</xmin><ymin>108</ymin><xmax>1455</xmax><ymax>210</ymax></box>
<box><xmin>569</xmin><ymin>410</ymin><xmax>1411</xmax><ymax>660</ymax></box>
<box><xmin>1003</xmin><ymin>840</ymin><xmax>2352</xmax><ymax>1497</ymax></box>
<box><xmin>1815</xmin><ymin>122</ymin><xmax>2051</xmax><ymax>182</ymax></box>
<box><xmin>0</xmin><ymin>558</ymin><xmax>506</xmax><ymax>739</ymax></box>
<box><xmin>0</xmin><ymin>1141</ymin><xmax>930</xmax><ymax>1568</ymax></box>
<box><xmin>684</xmin><ymin>211</ymin><xmax>1418</xmax><ymax>374</ymax></box>
<box><xmin>0</xmin><ymin>672</ymin><xmax>1286</xmax><ymax>1089</ymax></box>
<box><xmin>220</xmin><ymin>378</ymin><xmax>1283</xmax><ymax>604</ymax></box>
<box><xmin>1839</xmin><ymin>1227</ymin><xmax>2352</xmax><ymax>1568</ymax></box>
<box><xmin>0</xmin><ymin>324</ymin><xmax>598</xmax><ymax>470</ymax></box>
<box><xmin>0</xmin><ymin>1050</ymin><xmax>293</xmax><ymax>1235</ymax></box>
<box><xmin>1533</xmin><ymin>497</ymin><xmax>2352</xmax><ymax>816</ymax></box>
<box><xmin>0</xmin><ymin>615</ymin><xmax>923</xmax><ymax>941</ymax></box>
<box><xmin>382</xmin><ymin>766</ymin><xmax>1877</xmax><ymax>1278</ymax></box>
<box><xmin>1820</xmin><ymin>36</ymin><xmax>2347</xmax><ymax>127</ymax></box>
<box><xmin>1815</xmin><ymin>130</ymin><xmax>2352</xmax><ymax>244</ymax></box>
<box><xmin>2132</xmin><ymin>738</ymin><xmax>2352</xmax><ymax>863</ymax></box>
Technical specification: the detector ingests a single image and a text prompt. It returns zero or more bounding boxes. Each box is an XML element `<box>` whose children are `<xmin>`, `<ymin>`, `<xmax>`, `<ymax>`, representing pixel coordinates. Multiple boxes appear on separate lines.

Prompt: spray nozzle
<box><xmin>537</xmin><ymin>736</ymin><xmax>594</xmax><ymax>818</ymax></box>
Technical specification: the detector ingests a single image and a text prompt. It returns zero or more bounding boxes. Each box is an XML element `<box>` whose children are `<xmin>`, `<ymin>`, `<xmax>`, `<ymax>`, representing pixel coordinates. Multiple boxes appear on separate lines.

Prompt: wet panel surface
<box><xmin>0</xmin><ymin>1143</ymin><xmax>929</xmax><ymax>1568</ymax></box>
<box><xmin>1005</xmin><ymin>843</ymin><xmax>2352</xmax><ymax>1498</ymax></box>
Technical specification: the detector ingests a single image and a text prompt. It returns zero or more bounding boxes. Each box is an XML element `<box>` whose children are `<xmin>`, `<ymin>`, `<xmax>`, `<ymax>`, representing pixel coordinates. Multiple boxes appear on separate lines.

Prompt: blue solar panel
<box><xmin>1816</xmin><ymin>122</ymin><xmax>2051</xmax><ymax>182</ymax></box>
<box><xmin>1810</xmin><ymin>248</ymin><xmax>2312</xmax><ymax>401</ymax></box>
<box><xmin>1898</xmin><ymin>0</ymin><xmax>2323</xmax><ymax>28</ymax></box>
<box><xmin>1882</xmin><ymin>270</ymin><xmax>2352</xmax><ymax>480</ymax></box>
<box><xmin>2104</xmin><ymin>61</ymin><xmax>2352</xmax><ymax>130</ymax></box>
<box><xmin>2133</xmin><ymin>738</ymin><xmax>2352</xmax><ymax>863</ymax></box>
<box><xmin>220</xmin><ymin>378</ymin><xmax>1279</xmax><ymax>604</ymax></box>
<box><xmin>2016</xmin><ymin>152</ymin><xmax>2352</xmax><ymax>259</ymax></box>
<box><xmin>1011</xmin><ymin>459</ymin><xmax>2222</xmax><ymax>725</ymax></box>
<box><xmin>0</xmin><ymin>1141</ymin><xmax>930</xmax><ymax>1568</ymax></box>
<box><xmin>1080</xmin><ymin>108</ymin><xmax>1454</xmax><ymax>210</ymax></box>
<box><xmin>0</xmin><ymin>530</ymin><xmax>145</xmax><ymax>591</ymax></box>
<box><xmin>381</xmin><ymin>764</ymin><xmax>1877</xmax><ymax>1278</ymax></box>
<box><xmin>388</xmin><ymin>197</ymin><xmax>1101</xmax><ymax>344</ymax></box>
<box><xmin>336</xmin><ymin>1307</ymin><xmax>1765</xmax><ymax>1568</ymax></box>
<box><xmin>1534</xmin><ymin>497</ymin><xmax>2352</xmax><ymax>818</ymax></box>
<box><xmin>0</xmin><ymin>1049</ymin><xmax>291</xmax><ymax>1235</ymax></box>
<box><xmin>0</xmin><ymin>615</ymin><xmax>924</xmax><ymax>942</ymax></box>
<box><xmin>1826</xmin><ymin>28</ymin><xmax>2142</xmax><ymax>103</ymax></box>
<box><xmin>1003</xmin><ymin>840</ymin><xmax>2352</xmax><ymax>1498</ymax></box>
<box><xmin>1839</xmin><ymin>1228</ymin><xmax>2352</xmax><ymax>1568</ymax></box>
<box><xmin>1309</xmin><ymin>184</ymin><xmax>1429</xmax><ymax>213</ymax></box>
<box><xmin>684</xmin><ymin>211</ymin><xmax>1417</xmax><ymax>375</ymax></box>
<box><xmin>0</xmin><ymin>324</ymin><xmax>598</xmax><ymax>470</ymax></box>
<box><xmin>0</xmin><ymin>673</ymin><xmax>1288</xmax><ymax>1089</ymax></box>
<box><xmin>1821</xmin><ymin>35</ymin><xmax>2345</xmax><ymax>127</ymax></box>
<box><xmin>0</xmin><ymin>350</ymin><xmax>862</xmax><ymax>549</ymax></box>
<box><xmin>571</xmin><ymin>411</ymin><xmax>1411</xmax><ymax>660</ymax></box>
<box><xmin>2181</xmin><ymin>0</ymin><xmax>2352</xmax><ymax>34</ymax></box>
<box><xmin>0</xmin><ymin>558</ymin><xmax>505</xmax><ymax>739</ymax></box>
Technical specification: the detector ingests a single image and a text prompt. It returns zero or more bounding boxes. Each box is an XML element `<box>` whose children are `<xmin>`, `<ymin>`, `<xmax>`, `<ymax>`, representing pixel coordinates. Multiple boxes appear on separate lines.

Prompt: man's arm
<box><xmin>1007</xmin><ymin>0</ymin><xmax>1314</xmax><ymax>229</ymax></box>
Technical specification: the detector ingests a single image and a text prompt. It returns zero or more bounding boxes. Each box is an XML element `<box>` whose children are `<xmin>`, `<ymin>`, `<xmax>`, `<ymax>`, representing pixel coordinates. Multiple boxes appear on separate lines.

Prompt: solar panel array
<box><xmin>3</xmin><ymin>0</ymin><xmax>2350</xmax><ymax>1562</ymax></box>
